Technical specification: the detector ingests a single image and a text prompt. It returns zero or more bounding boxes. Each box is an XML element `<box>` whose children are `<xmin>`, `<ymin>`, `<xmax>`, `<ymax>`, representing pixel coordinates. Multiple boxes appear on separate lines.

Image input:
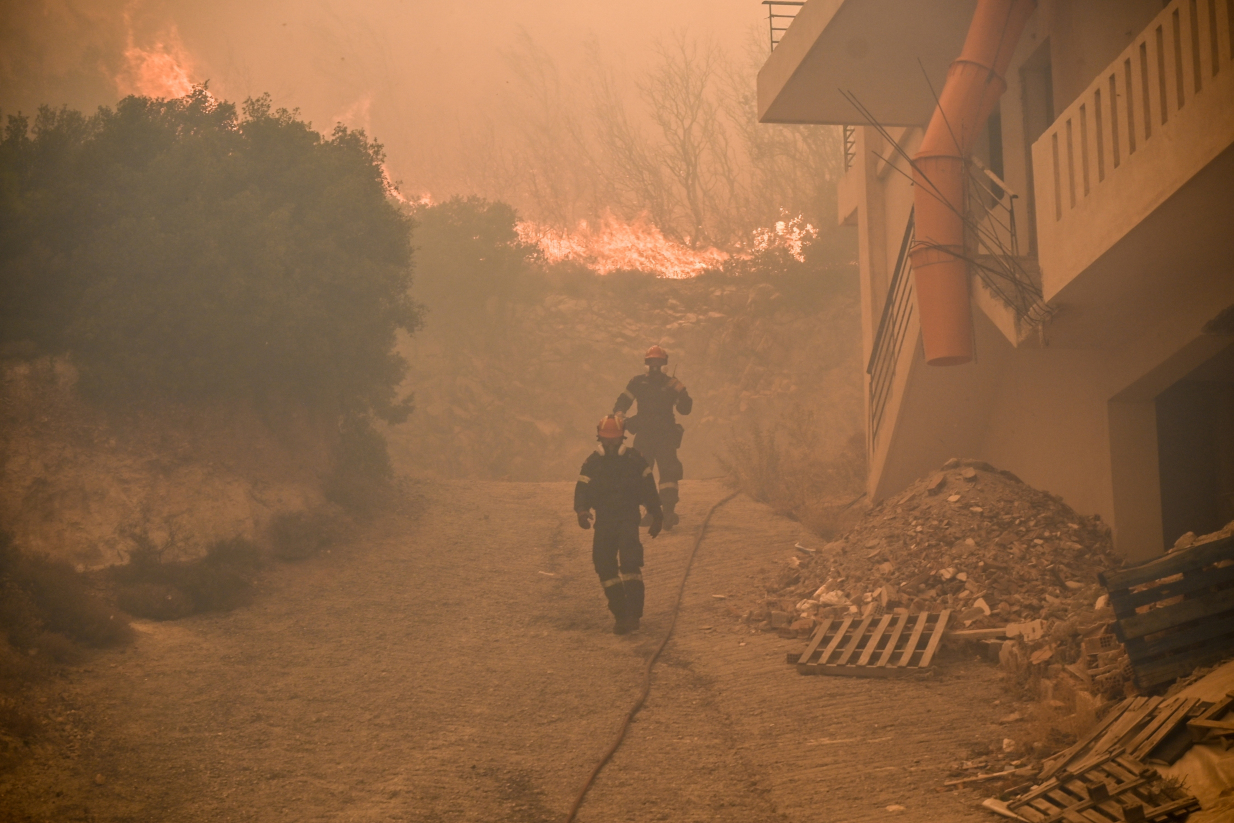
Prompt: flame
<box><xmin>517</xmin><ymin>214</ymin><xmax>728</xmax><ymax>279</ymax></box>
<box><xmin>116</xmin><ymin>23</ymin><xmax>195</xmax><ymax>99</ymax></box>
<box><xmin>333</xmin><ymin>94</ymin><xmax>374</xmax><ymax>135</ymax></box>
<box><xmin>748</xmin><ymin>212</ymin><xmax>818</xmax><ymax>263</ymax></box>
<box><xmin>380</xmin><ymin>165</ymin><xmax>409</xmax><ymax>206</ymax></box>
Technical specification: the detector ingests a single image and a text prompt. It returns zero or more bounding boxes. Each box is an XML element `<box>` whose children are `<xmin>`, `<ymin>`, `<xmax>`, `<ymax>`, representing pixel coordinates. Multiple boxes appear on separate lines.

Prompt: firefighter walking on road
<box><xmin>613</xmin><ymin>345</ymin><xmax>693</xmax><ymax>530</ymax></box>
<box><xmin>574</xmin><ymin>415</ymin><xmax>662</xmax><ymax>635</ymax></box>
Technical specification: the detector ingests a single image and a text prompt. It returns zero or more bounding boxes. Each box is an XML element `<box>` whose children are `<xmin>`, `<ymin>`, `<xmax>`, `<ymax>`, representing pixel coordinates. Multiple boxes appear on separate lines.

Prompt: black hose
<box><xmin>562</xmin><ymin>491</ymin><xmax>740</xmax><ymax>823</ymax></box>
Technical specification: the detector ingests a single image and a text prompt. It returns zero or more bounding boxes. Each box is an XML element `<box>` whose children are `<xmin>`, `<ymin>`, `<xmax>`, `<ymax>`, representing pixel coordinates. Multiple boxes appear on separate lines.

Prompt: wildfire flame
<box><xmin>749</xmin><ymin>212</ymin><xmax>818</xmax><ymax>263</ymax></box>
<box><xmin>116</xmin><ymin>24</ymin><xmax>196</xmax><ymax>99</ymax></box>
<box><xmin>517</xmin><ymin>215</ymin><xmax>729</xmax><ymax>280</ymax></box>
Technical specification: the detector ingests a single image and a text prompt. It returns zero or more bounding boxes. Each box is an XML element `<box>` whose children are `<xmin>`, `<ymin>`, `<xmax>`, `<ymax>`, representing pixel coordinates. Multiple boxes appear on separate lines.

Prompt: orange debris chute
<box><xmin>911</xmin><ymin>0</ymin><xmax>1037</xmax><ymax>365</ymax></box>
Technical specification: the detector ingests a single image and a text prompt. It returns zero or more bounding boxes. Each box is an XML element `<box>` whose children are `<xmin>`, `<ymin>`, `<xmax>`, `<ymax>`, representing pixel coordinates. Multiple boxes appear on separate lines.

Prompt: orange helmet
<box><xmin>596</xmin><ymin>414</ymin><xmax>626</xmax><ymax>440</ymax></box>
<box><xmin>644</xmin><ymin>345</ymin><xmax>668</xmax><ymax>364</ymax></box>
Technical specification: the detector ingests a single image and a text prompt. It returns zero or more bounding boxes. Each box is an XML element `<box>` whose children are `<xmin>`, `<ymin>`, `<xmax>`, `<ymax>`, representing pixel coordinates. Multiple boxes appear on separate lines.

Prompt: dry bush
<box><xmin>268</xmin><ymin>508</ymin><xmax>345</xmax><ymax>562</ymax></box>
<box><xmin>720</xmin><ymin>405</ymin><xmax>865</xmax><ymax>538</ymax></box>
<box><xmin>324</xmin><ymin>416</ymin><xmax>395</xmax><ymax>517</ymax></box>
<box><xmin>115</xmin><ymin>582</ymin><xmax>195</xmax><ymax>622</ymax></box>
<box><xmin>112</xmin><ymin>534</ymin><xmax>263</xmax><ymax>620</ymax></box>
<box><xmin>0</xmin><ymin>530</ymin><xmax>133</xmax><ymax>652</ymax></box>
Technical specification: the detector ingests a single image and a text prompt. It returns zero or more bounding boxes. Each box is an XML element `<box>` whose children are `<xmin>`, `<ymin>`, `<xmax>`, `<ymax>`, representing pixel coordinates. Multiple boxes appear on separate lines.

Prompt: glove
<box><xmin>576</xmin><ymin>511</ymin><xmax>592</xmax><ymax>530</ymax></box>
<box><xmin>648</xmin><ymin>511</ymin><xmax>663</xmax><ymax>538</ymax></box>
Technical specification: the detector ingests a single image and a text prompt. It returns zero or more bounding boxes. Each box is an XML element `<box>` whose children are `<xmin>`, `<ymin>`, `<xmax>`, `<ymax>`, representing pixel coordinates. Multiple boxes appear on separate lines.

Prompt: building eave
<box><xmin>757</xmin><ymin>0</ymin><xmax>980</xmax><ymax>126</ymax></box>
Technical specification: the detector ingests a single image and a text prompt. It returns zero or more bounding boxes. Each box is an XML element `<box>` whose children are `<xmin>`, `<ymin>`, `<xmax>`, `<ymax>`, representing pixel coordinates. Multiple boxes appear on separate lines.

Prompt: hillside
<box><xmin>385</xmin><ymin>270</ymin><xmax>863</xmax><ymax>483</ymax></box>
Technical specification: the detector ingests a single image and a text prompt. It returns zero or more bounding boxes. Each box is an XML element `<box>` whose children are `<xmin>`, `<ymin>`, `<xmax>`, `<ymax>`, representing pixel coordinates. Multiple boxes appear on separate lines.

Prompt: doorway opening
<box><xmin>1155</xmin><ymin>342</ymin><xmax>1234</xmax><ymax>547</ymax></box>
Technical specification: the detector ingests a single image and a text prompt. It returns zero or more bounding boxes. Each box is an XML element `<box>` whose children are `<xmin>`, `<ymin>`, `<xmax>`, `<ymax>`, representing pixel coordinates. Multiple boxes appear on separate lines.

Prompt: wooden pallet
<box><xmin>1040</xmin><ymin>695</ymin><xmax>1213</xmax><ymax>778</ymax></box>
<box><xmin>1187</xmin><ymin>689</ymin><xmax>1234</xmax><ymax>748</ymax></box>
<box><xmin>1098</xmin><ymin>534</ymin><xmax>1234</xmax><ymax>690</ymax></box>
<box><xmin>997</xmin><ymin>749</ymin><xmax>1199</xmax><ymax>823</ymax></box>
<box><xmin>786</xmin><ymin>610</ymin><xmax>950</xmax><ymax>677</ymax></box>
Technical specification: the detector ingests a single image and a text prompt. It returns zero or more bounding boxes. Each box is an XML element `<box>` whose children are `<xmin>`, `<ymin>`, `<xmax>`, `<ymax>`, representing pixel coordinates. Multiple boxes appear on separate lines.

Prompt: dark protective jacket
<box><xmin>613</xmin><ymin>371</ymin><xmax>692</xmax><ymax>432</ymax></box>
<box><xmin>574</xmin><ymin>446</ymin><xmax>662</xmax><ymax>523</ymax></box>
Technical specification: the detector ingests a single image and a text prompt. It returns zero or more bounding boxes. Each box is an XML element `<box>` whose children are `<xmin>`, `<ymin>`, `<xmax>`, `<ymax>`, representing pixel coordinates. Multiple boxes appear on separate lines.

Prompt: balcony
<box><xmin>1030</xmin><ymin>0</ymin><xmax>1234</xmax><ymax>341</ymax></box>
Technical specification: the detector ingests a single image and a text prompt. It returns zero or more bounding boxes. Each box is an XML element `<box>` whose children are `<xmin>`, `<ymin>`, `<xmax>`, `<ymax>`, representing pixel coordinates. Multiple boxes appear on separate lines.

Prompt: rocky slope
<box><xmin>0</xmin><ymin>358</ymin><xmax>331</xmax><ymax>568</ymax></box>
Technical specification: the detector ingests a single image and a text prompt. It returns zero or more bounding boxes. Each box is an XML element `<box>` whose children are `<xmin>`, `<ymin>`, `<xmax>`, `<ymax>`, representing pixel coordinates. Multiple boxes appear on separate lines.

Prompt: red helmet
<box><xmin>596</xmin><ymin>415</ymin><xmax>626</xmax><ymax>440</ymax></box>
<box><xmin>644</xmin><ymin>345</ymin><xmax>668</xmax><ymax>364</ymax></box>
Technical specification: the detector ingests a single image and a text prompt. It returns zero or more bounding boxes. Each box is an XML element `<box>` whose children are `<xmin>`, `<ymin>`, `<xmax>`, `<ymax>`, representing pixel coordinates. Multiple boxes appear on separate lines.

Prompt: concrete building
<box><xmin>759</xmin><ymin>0</ymin><xmax>1234</xmax><ymax>560</ymax></box>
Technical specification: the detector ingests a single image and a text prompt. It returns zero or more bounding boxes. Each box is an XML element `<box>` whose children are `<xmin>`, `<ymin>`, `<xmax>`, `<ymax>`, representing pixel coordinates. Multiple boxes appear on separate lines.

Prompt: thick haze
<box><xmin>0</xmin><ymin>0</ymin><xmax>763</xmax><ymax>201</ymax></box>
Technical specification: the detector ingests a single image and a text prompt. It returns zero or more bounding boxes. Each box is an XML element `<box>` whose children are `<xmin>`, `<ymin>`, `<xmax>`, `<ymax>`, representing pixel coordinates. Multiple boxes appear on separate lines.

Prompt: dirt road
<box><xmin>6</xmin><ymin>479</ymin><xmax>1013</xmax><ymax>822</ymax></box>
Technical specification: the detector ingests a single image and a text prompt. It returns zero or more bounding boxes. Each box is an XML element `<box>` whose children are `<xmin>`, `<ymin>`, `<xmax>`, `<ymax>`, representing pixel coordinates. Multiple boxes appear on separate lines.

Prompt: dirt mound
<box><xmin>754</xmin><ymin>458</ymin><xmax>1122</xmax><ymax>633</ymax></box>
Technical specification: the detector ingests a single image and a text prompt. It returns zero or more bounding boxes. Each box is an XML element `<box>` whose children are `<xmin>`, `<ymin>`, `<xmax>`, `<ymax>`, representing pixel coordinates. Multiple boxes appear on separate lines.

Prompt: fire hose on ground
<box><xmin>562</xmin><ymin>490</ymin><xmax>740</xmax><ymax>823</ymax></box>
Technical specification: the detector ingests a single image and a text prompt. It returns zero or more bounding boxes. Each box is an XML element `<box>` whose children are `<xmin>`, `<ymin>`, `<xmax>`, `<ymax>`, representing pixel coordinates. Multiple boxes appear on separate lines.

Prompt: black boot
<box><xmin>659</xmin><ymin>485</ymin><xmax>680</xmax><ymax>530</ymax></box>
<box><xmin>602</xmin><ymin>578</ymin><xmax>630</xmax><ymax>634</ymax></box>
<box><xmin>621</xmin><ymin>571</ymin><xmax>644</xmax><ymax>632</ymax></box>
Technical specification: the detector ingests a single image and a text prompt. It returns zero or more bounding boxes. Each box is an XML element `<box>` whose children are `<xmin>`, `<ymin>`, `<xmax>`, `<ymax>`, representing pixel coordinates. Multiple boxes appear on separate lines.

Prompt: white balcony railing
<box><xmin>1031</xmin><ymin>0</ymin><xmax>1234</xmax><ymax>300</ymax></box>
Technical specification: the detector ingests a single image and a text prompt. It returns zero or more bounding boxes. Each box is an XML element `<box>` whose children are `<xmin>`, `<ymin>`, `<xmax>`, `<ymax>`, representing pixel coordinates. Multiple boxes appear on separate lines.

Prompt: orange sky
<box><xmin>0</xmin><ymin>0</ymin><xmax>765</xmax><ymax>197</ymax></box>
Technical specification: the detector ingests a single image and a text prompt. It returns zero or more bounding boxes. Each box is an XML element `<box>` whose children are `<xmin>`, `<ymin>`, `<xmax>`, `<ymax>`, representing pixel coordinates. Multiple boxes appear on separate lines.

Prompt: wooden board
<box><xmin>1000</xmin><ymin>752</ymin><xmax>1199</xmax><ymax>823</ymax></box>
<box><xmin>1040</xmin><ymin>697</ymin><xmax>1211</xmax><ymax>780</ymax></box>
<box><xmin>791</xmin><ymin>611</ymin><xmax>951</xmax><ymax>678</ymax></box>
<box><xmin>1098</xmin><ymin>535</ymin><xmax>1234</xmax><ymax>689</ymax></box>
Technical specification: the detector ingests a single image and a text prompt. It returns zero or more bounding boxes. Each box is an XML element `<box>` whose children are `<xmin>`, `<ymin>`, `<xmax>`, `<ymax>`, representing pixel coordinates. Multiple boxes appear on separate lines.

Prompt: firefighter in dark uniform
<box><xmin>574</xmin><ymin>415</ymin><xmax>663</xmax><ymax>635</ymax></box>
<box><xmin>612</xmin><ymin>345</ymin><xmax>692</xmax><ymax>530</ymax></box>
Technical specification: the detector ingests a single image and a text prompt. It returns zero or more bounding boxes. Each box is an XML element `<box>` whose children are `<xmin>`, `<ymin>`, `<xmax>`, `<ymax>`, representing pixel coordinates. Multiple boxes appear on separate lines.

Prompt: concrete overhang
<box><xmin>757</xmin><ymin>0</ymin><xmax>978</xmax><ymax>126</ymax></box>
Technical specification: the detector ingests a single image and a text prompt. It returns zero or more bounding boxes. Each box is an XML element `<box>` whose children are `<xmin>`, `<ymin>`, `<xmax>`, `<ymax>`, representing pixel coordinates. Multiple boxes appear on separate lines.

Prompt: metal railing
<box><xmin>843</xmin><ymin>124</ymin><xmax>857</xmax><ymax>171</ymax></box>
<box><xmin>763</xmin><ymin>2</ymin><xmax>806</xmax><ymax>51</ymax></box>
<box><xmin>866</xmin><ymin>209</ymin><xmax>915</xmax><ymax>448</ymax></box>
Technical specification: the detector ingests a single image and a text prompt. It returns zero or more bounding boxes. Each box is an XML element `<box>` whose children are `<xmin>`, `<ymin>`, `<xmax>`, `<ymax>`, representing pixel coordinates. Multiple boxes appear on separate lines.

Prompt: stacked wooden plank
<box><xmin>1098</xmin><ymin>535</ymin><xmax>1234</xmax><ymax>690</ymax></box>
<box><xmin>1040</xmin><ymin>696</ymin><xmax>1213</xmax><ymax>779</ymax></box>
<box><xmin>992</xmin><ymin>749</ymin><xmax>1199</xmax><ymax>822</ymax></box>
<box><xmin>786</xmin><ymin>610</ymin><xmax>949</xmax><ymax>677</ymax></box>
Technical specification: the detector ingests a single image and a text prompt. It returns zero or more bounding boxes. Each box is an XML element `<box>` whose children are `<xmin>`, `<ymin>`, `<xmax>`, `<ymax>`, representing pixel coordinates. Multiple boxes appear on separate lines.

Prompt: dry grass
<box><xmin>720</xmin><ymin>404</ymin><xmax>865</xmax><ymax>539</ymax></box>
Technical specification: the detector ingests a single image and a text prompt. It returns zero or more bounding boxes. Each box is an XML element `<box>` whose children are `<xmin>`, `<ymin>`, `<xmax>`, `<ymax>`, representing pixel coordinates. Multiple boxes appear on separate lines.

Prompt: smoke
<box><xmin>0</xmin><ymin>0</ymin><xmax>763</xmax><ymax>211</ymax></box>
<box><xmin>116</xmin><ymin>20</ymin><xmax>196</xmax><ymax>99</ymax></box>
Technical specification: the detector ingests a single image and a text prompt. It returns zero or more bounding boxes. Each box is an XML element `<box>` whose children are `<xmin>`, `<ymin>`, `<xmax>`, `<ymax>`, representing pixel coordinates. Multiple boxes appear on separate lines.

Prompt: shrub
<box><xmin>111</xmin><ymin>535</ymin><xmax>263</xmax><ymax>620</ymax></box>
<box><xmin>115</xmin><ymin>583</ymin><xmax>195</xmax><ymax>622</ymax></box>
<box><xmin>0</xmin><ymin>530</ymin><xmax>133</xmax><ymax>651</ymax></box>
<box><xmin>16</xmin><ymin>554</ymin><xmax>133</xmax><ymax>648</ymax></box>
<box><xmin>268</xmin><ymin>508</ymin><xmax>344</xmax><ymax>562</ymax></box>
<box><xmin>720</xmin><ymin>407</ymin><xmax>866</xmax><ymax>539</ymax></box>
<box><xmin>324</xmin><ymin>415</ymin><xmax>394</xmax><ymax>516</ymax></box>
<box><xmin>0</xmin><ymin>90</ymin><xmax>422</xmax><ymax>424</ymax></box>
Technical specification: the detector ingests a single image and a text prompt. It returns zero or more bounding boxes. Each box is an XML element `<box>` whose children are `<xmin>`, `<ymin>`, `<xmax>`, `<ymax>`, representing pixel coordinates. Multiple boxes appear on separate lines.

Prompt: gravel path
<box><xmin>5</xmin><ymin>478</ymin><xmax>1012</xmax><ymax>822</ymax></box>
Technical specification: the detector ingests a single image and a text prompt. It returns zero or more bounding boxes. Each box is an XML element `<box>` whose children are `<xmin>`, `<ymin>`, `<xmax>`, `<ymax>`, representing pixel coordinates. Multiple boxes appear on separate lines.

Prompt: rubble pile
<box><xmin>754</xmin><ymin>458</ymin><xmax>1123</xmax><ymax>637</ymax></box>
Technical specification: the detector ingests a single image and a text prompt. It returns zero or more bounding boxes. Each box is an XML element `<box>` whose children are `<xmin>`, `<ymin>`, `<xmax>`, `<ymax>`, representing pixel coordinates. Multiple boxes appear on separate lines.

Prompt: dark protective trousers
<box><xmin>592</xmin><ymin>517</ymin><xmax>645</xmax><ymax>621</ymax></box>
<box><xmin>633</xmin><ymin>429</ymin><xmax>683</xmax><ymax>511</ymax></box>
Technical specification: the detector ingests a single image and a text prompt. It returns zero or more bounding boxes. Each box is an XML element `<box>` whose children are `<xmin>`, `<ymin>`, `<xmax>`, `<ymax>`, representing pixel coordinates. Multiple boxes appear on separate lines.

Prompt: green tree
<box><xmin>410</xmin><ymin>196</ymin><xmax>537</xmax><ymax>349</ymax></box>
<box><xmin>0</xmin><ymin>88</ymin><xmax>422</xmax><ymax>423</ymax></box>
